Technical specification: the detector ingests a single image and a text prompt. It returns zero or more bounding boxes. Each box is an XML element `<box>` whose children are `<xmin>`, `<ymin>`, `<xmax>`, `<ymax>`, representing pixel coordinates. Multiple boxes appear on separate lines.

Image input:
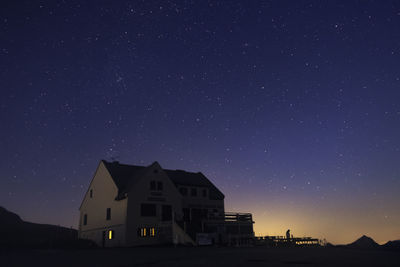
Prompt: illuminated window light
<box><xmin>108</xmin><ymin>230</ymin><xmax>114</xmax><ymax>240</ymax></box>
<box><xmin>150</xmin><ymin>227</ymin><xmax>155</xmax><ymax>237</ymax></box>
<box><xmin>140</xmin><ymin>228</ymin><xmax>147</xmax><ymax>237</ymax></box>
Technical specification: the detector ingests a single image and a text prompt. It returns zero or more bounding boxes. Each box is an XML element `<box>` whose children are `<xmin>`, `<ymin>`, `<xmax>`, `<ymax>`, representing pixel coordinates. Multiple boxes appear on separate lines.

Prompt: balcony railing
<box><xmin>206</xmin><ymin>212</ymin><xmax>253</xmax><ymax>223</ymax></box>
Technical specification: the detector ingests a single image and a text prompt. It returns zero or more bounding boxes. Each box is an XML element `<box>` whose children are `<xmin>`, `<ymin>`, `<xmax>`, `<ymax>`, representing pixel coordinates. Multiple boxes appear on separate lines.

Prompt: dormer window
<box><xmin>89</xmin><ymin>189</ymin><xmax>93</xmax><ymax>198</ymax></box>
<box><xmin>150</xmin><ymin>181</ymin><xmax>163</xmax><ymax>191</ymax></box>
<box><xmin>157</xmin><ymin>181</ymin><xmax>163</xmax><ymax>191</ymax></box>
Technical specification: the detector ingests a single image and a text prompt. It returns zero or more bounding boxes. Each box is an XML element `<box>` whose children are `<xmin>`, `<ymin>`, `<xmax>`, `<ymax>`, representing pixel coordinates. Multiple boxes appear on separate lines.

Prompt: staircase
<box><xmin>172</xmin><ymin>221</ymin><xmax>196</xmax><ymax>246</ymax></box>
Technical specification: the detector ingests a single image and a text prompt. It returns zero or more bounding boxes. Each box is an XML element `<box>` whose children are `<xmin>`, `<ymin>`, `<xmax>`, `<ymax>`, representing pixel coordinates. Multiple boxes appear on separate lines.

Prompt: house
<box><xmin>78</xmin><ymin>160</ymin><xmax>254</xmax><ymax>247</ymax></box>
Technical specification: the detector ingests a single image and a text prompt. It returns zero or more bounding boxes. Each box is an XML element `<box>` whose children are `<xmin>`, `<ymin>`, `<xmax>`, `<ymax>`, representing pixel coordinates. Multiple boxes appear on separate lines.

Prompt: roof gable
<box><xmin>102</xmin><ymin>160</ymin><xmax>147</xmax><ymax>199</ymax></box>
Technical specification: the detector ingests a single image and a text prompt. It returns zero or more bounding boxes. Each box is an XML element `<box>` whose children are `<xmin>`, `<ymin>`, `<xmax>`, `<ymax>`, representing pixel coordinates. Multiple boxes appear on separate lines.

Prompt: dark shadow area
<box><xmin>0</xmin><ymin>206</ymin><xmax>95</xmax><ymax>249</ymax></box>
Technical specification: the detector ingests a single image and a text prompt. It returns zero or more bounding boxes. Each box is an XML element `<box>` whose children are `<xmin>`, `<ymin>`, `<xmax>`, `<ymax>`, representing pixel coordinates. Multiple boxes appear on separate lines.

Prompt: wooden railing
<box><xmin>207</xmin><ymin>212</ymin><xmax>253</xmax><ymax>223</ymax></box>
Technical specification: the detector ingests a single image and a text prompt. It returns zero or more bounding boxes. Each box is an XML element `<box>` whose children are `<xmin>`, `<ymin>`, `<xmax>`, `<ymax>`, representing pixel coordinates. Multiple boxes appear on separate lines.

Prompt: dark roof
<box><xmin>102</xmin><ymin>160</ymin><xmax>146</xmax><ymax>199</ymax></box>
<box><xmin>101</xmin><ymin>160</ymin><xmax>224</xmax><ymax>200</ymax></box>
<box><xmin>164</xmin><ymin>170</ymin><xmax>224</xmax><ymax>200</ymax></box>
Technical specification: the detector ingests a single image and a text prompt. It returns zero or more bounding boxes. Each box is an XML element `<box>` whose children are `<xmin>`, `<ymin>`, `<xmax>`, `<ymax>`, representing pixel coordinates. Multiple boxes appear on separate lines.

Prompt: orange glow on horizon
<box><xmin>226</xmin><ymin>196</ymin><xmax>400</xmax><ymax>245</ymax></box>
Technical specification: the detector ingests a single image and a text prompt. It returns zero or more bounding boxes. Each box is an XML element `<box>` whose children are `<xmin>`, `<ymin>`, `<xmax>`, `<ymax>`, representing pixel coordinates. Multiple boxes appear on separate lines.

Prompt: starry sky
<box><xmin>1</xmin><ymin>0</ymin><xmax>400</xmax><ymax>244</ymax></box>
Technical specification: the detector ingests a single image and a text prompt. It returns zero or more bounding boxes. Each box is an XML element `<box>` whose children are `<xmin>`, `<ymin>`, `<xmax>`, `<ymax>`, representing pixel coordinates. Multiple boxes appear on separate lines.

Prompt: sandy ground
<box><xmin>1</xmin><ymin>246</ymin><xmax>398</xmax><ymax>267</ymax></box>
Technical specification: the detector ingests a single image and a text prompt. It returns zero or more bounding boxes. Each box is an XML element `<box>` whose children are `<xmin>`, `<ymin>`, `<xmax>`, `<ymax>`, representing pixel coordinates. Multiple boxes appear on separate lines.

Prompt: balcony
<box><xmin>206</xmin><ymin>212</ymin><xmax>254</xmax><ymax>224</ymax></box>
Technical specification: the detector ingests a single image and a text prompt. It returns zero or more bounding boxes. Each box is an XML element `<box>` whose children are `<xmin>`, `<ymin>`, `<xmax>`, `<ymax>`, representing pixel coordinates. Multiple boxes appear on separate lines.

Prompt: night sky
<box><xmin>1</xmin><ymin>0</ymin><xmax>400</xmax><ymax>244</ymax></box>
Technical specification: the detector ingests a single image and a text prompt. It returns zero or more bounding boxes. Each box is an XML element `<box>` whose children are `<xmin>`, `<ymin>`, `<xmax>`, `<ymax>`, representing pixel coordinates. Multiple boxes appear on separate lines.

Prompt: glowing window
<box><xmin>108</xmin><ymin>230</ymin><xmax>114</xmax><ymax>240</ymax></box>
<box><xmin>138</xmin><ymin>227</ymin><xmax>155</xmax><ymax>237</ymax></box>
<box><xmin>141</xmin><ymin>228</ymin><xmax>147</xmax><ymax>237</ymax></box>
<box><xmin>150</xmin><ymin>227</ymin><xmax>156</xmax><ymax>237</ymax></box>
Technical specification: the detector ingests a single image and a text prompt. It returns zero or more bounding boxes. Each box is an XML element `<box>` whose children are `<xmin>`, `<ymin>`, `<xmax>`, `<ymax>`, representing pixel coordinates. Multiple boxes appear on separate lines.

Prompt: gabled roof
<box><xmin>101</xmin><ymin>160</ymin><xmax>224</xmax><ymax>200</ymax></box>
<box><xmin>164</xmin><ymin>169</ymin><xmax>224</xmax><ymax>200</ymax></box>
<box><xmin>102</xmin><ymin>160</ymin><xmax>147</xmax><ymax>199</ymax></box>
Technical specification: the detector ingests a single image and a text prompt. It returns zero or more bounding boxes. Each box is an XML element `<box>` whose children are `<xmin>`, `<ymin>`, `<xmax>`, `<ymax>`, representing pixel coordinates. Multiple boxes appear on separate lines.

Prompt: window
<box><xmin>141</xmin><ymin>203</ymin><xmax>156</xmax><ymax>217</ymax></box>
<box><xmin>138</xmin><ymin>227</ymin><xmax>147</xmax><ymax>237</ymax></box>
<box><xmin>89</xmin><ymin>189</ymin><xmax>93</xmax><ymax>198</ymax></box>
<box><xmin>138</xmin><ymin>227</ymin><xmax>155</xmax><ymax>237</ymax></box>
<box><xmin>150</xmin><ymin>181</ymin><xmax>156</xmax><ymax>190</ymax></box>
<box><xmin>179</xmin><ymin>187</ymin><xmax>188</xmax><ymax>196</ymax></box>
<box><xmin>191</xmin><ymin>188</ymin><xmax>197</xmax><ymax>197</ymax></box>
<box><xmin>106</xmin><ymin>208</ymin><xmax>111</xmax><ymax>220</ymax></box>
<box><xmin>149</xmin><ymin>227</ymin><xmax>156</xmax><ymax>237</ymax></box>
<box><xmin>202</xmin><ymin>189</ymin><xmax>207</xmax><ymax>197</ymax></box>
<box><xmin>157</xmin><ymin>181</ymin><xmax>163</xmax><ymax>191</ymax></box>
<box><xmin>83</xmin><ymin>214</ymin><xmax>87</xmax><ymax>225</ymax></box>
<box><xmin>108</xmin><ymin>230</ymin><xmax>114</xmax><ymax>240</ymax></box>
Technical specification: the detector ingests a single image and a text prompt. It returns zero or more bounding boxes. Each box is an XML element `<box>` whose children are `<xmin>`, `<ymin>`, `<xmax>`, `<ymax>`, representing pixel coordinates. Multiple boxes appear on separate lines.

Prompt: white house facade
<box><xmin>78</xmin><ymin>160</ymin><xmax>254</xmax><ymax>247</ymax></box>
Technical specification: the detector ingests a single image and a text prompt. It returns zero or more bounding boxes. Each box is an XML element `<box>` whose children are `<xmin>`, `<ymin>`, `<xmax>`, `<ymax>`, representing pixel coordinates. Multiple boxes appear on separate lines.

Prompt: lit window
<box><xmin>138</xmin><ymin>227</ymin><xmax>155</xmax><ymax>237</ymax></box>
<box><xmin>140</xmin><ymin>227</ymin><xmax>147</xmax><ymax>237</ymax></box>
<box><xmin>108</xmin><ymin>230</ymin><xmax>114</xmax><ymax>240</ymax></box>
<box><xmin>150</xmin><ymin>227</ymin><xmax>156</xmax><ymax>237</ymax></box>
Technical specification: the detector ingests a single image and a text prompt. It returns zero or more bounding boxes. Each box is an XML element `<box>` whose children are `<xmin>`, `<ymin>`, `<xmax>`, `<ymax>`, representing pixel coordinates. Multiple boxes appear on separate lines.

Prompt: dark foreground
<box><xmin>2</xmin><ymin>246</ymin><xmax>398</xmax><ymax>267</ymax></box>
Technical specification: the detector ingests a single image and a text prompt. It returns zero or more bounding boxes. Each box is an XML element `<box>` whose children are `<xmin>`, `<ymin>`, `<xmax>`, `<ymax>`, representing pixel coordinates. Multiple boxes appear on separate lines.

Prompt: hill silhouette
<box><xmin>382</xmin><ymin>240</ymin><xmax>400</xmax><ymax>250</ymax></box>
<box><xmin>0</xmin><ymin>206</ymin><xmax>23</xmax><ymax>224</ymax></box>
<box><xmin>346</xmin><ymin>235</ymin><xmax>379</xmax><ymax>249</ymax></box>
<box><xmin>0</xmin><ymin>206</ymin><xmax>78</xmax><ymax>248</ymax></box>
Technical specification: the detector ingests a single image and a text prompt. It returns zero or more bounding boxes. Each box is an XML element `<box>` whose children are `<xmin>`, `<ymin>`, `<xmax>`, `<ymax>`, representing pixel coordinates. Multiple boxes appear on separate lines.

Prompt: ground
<box><xmin>2</xmin><ymin>246</ymin><xmax>398</xmax><ymax>267</ymax></box>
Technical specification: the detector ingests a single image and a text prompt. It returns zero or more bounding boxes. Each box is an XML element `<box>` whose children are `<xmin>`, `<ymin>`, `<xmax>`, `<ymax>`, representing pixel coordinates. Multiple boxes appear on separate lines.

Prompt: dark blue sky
<box><xmin>1</xmin><ymin>0</ymin><xmax>399</xmax><ymax>244</ymax></box>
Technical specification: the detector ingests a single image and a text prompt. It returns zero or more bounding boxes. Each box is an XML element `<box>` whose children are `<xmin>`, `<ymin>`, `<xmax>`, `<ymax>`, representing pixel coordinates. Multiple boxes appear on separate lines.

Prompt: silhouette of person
<box><xmin>286</xmin><ymin>229</ymin><xmax>290</xmax><ymax>240</ymax></box>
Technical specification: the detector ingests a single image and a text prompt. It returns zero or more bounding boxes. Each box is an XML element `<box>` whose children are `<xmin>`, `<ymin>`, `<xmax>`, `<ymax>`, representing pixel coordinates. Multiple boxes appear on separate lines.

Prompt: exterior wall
<box><xmin>178</xmin><ymin>185</ymin><xmax>225</xmax><ymax>215</ymax></box>
<box><xmin>79</xmin><ymin>161</ymin><xmax>127</xmax><ymax>247</ymax></box>
<box><xmin>125</xmin><ymin>163</ymin><xmax>183</xmax><ymax>246</ymax></box>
